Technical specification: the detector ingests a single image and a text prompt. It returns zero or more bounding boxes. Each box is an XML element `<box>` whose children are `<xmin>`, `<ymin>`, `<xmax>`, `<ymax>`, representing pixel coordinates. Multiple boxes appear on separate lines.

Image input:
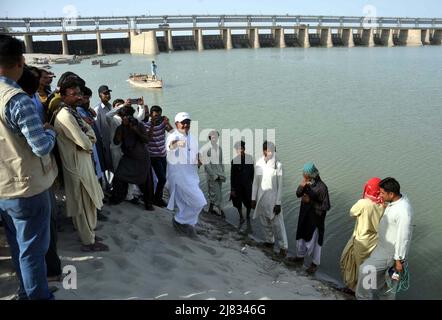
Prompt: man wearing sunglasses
<box><xmin>166</xmin><ymin>112</ymin><xmax>206</xmax><ymax>238</ymax></box>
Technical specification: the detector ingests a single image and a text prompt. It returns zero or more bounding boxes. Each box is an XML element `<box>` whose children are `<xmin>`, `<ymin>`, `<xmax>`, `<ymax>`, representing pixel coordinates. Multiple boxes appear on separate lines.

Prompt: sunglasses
<box><xmin>180</xmin><ymin>119</ymin><xmax>191</xmax><ymax>125</ymax></box>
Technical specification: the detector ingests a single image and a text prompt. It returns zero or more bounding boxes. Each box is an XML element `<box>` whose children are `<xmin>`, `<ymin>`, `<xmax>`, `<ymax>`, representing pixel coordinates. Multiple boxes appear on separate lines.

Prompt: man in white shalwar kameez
<box><xmin>166</xmin><ymin>112</ymin><xmax>206</xmax><ymax>237</ymax></box>
<box><xmin>251</xmin><ymin>141</ymin><xmax>288</xmax><ymax>257</ymax></box>
<box><xmin>356</xmin><ymin>177</ymin><xmax>414</xmax><ymax>300</ymax></box>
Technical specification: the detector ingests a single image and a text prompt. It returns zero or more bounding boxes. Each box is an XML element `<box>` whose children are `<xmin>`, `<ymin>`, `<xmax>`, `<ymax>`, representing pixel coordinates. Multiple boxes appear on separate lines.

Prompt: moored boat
<box><xmin>99</xmin><ymin>60</ymin><xmax>122</xmax><ymax>68</ymax></box>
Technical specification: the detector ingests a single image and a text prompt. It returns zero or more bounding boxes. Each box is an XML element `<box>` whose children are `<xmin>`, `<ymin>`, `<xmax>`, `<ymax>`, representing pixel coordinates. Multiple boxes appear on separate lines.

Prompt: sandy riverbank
<box><xmin>0</xmin><ymin>202</ymin><xmax>349</xmax><ymax>300</ymax></box>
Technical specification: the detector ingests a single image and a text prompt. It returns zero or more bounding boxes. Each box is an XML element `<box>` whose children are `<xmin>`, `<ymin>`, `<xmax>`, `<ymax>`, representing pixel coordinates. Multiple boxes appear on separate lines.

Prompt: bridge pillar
<box><xmin>166</xmin><ymin>29</ymin><xmax>174</xmax><ymax>51</ymax></box>
<box><xmin>320</xmin><ymin>28</ymin><xmax>333</xmax><ymax>47</ymax></box>
<box><xmin>380</xmin><ymin>29</ymin><xmax>394</xmax><ymax>47</ymax></box>
<box><xmin>130</xmin><ymin>31</ymin><xmax>159</xmax><ymax>55</ymax></box>
<box><xmin>341</xmin><ymin>28</ymin><xmax>354</xmax><ymax>47</ymax></box>
<box><xmin>361</xmin><ymin>29</ymin><xmax>375</xmax><ymax>47</ymax></box>
<box><xmin>194</xmin><ymin>28</ymin><xmax>204</xmax><ymax>51</ymax></box>
<box><xmin>274</xmin><ymin>28</ymin><xmax>286</xmax><ymax>48</ymax></box>
<box><xmin>24</xmin><ymin>34</ymin><xmax>34</xmax><ymax>53</ymax></box>
<box><xmin>399</xmin><ymin>29</ymin><xmax>423</xmax><ymax>46</ymax></box>
<box><xmin>96</xmin><ymin>31</ymin><xmax>104</xmax><ymax>56</ymax></box>
<box><xmin>61</xmin><ymin>33</ymin><xmax>69</xmax><ymax>55</ymax></box>
<box><xmin>248</xmin><ymin>28</ymin><xmax>260</xmax><ymax>49</ymax></box>
<box><xmin>297</xmin><ymin>27</ymin><xmax>310</xmax><ymax>48</ymax></box>
<box><xmin>221</xmin><ymin>28</ymin><xmax>233</xmax><ymax>50</ymax></box>
<box><xmin>431</xmin><ymin>29</ymin><xmax>442</xmax><ymax>45</ymax></box>
<box><xmin>421</xmin><ymin>29</ymin><xmax>431</xmax><ymax>45</ymax></box>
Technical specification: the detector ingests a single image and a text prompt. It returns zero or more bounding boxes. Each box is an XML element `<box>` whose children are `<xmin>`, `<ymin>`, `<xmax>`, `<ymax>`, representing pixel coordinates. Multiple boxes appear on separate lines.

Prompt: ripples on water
<box><xmin>50</xmin><ymin>47</ymin><xmax>442</xmax><ymax>299</ymax></box>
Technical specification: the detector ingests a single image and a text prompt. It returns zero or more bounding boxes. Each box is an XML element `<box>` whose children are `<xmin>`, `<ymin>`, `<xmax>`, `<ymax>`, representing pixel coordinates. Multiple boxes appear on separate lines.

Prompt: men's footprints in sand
<box><xmin>196</xmin><ymin>244</ymin><xmax>217</xmax><ymax>256</ymax></box>
<box><xmin>178</xmin><ymin>244</ymin><xmax>195</xmax><ymax>254</ymax></box>
<box><xmin>163</xmin><ymin>248</ymin><xmax>184</xmax><ymax>259</ymax></box>
<box><xmin>151</xmin><ymin>255</ymin><xmax>178</xmax><ymax>272</ymax></box>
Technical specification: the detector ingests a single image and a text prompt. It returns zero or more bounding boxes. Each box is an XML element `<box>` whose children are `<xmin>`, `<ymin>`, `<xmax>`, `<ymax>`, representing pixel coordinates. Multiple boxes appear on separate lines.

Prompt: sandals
<box><xmin>287</xmin><ymin>256</ymin><xmax>304</xmax><ymax>264</ymax></box>
<box><xmin>306</xmin><ymin>263</ymin><xmax>318</xmax><ymax>274</ymax></box>
<box><xmin>81</xmin><ymin>241</ymin><xmax>109</xmax><ymax>252</ymax></box>
<box><xmin>339</xmin><ymin>287</ymin><xmax>356</xmax><ymax>296</ymax></box>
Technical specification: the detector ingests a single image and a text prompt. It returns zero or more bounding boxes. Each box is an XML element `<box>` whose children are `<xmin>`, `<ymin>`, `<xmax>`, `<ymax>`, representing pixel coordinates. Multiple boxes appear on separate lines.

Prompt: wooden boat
<box><xmin>51</xmin><ymin>57</ymin><xmax>72</xmax><ymax>64</ymax></box>
<box><xmin>127</xmin><ymin>74</ymin><xmax>163</xmax><ymax>89</ymax></box>
<box><xmin>99</xmin><ymin>60</ymin><xmax>122</xmax><ymax>68</ymax></box>
<box><xmin>32</xmin><ymin>57</ymin><xmax>49</xmax><ymax>64</ymax></box>
<box><xmin>68</xmin><ymin>59</ymin><xmax>81</xmax><ymax>65</ymax></box>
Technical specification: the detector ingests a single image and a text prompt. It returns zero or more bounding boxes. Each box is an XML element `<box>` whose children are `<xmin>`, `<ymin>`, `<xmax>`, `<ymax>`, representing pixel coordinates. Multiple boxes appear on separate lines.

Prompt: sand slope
<box><xmin>0</xmin><ymin>202</ymin><xmax>346</xmax><ymax>300</ymax></box>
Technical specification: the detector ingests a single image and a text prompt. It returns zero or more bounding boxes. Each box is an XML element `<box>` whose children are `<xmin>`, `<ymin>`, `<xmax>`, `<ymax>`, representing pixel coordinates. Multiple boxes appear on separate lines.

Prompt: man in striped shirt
<box><xmin>144</xmin><ymin>105</ymin><xmax>173</xmax><ymax>207</ymax></box>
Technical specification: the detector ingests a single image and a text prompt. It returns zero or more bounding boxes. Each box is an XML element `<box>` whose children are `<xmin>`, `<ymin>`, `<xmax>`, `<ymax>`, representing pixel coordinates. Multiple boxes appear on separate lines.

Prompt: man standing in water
<box><xmin>291</xmin><ymin>162</ymin><xmax>330</xmax><ymax>274</ymax></box>
<box><xmin>166</xmin><ymin>112</ymin><xmax>206</xmax><ymax>238</ymax></box>
<box><xmin>356</xmin><ymin>177</ymin><xmax>413</xmax><ymax>300</ymax></box>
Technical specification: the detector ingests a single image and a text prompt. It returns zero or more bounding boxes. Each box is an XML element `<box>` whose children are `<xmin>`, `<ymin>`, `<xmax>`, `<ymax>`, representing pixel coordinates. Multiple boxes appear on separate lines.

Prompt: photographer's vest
<box><xmin>0</xmin><ymin>81</ymin><xmax>58</xmax><ymax>199</ymax></box>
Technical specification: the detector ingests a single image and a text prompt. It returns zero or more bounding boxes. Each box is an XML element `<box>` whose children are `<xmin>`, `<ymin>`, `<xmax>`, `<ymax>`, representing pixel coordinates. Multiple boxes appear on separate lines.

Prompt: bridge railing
<box><xmin>1</xmin><ymin>14</ymin><xmax>442</xmax><ymax>33</ymax></box>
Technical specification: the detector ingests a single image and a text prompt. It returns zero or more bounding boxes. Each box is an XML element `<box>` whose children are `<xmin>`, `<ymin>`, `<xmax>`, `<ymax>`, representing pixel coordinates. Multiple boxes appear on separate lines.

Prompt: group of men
<box><xmin>0</xmin><ymin>34</ymin><xmax>176</xmax><ymax>299</ymax></box>
<box><xmin>0</xmin><ymin>34</ymin><xmax>414</xmax><ymax>300</ymax></box>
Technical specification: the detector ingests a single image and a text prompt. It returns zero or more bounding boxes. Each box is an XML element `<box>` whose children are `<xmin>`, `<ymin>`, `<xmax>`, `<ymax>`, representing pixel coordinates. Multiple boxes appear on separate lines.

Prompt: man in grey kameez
<box><xmin>202</xmin><ymin>130</ymin><xmax>226</xmax><ymax>216</ymax></box>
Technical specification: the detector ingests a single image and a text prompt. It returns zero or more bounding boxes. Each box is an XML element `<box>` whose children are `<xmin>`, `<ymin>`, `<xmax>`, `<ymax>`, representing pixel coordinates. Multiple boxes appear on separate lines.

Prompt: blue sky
<box><xmin>2</xmin><ymin>0</ymin><xmax>442</xmax><ymax>18</ymax></box>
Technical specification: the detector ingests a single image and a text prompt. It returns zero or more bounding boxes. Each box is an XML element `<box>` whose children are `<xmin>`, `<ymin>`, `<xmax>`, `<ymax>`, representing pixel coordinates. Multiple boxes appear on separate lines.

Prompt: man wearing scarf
<box><xmin>54</xmin><ymin>80</ymin><xmax>108</xmax><ymax>252</ymax></box>
<box><xmin>251</xmin><ymin>141</ymin><xmax>288</xmax><ymax>258</ymax></box>
<box><xmin>290</xmin><ymin>162</ymin><xmax>330</xmax><ymax>274</ymax></box>
<box><xmin>340</xmin><ymin>177</ymin><xmax>385</xmax><ymax>294</ymax></box>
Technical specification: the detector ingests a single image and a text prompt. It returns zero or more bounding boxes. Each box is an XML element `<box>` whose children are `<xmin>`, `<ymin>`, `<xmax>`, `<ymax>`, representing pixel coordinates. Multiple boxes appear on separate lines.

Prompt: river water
<box><xmin>47</xmin><ymin>46</ymin><xmax>442</xmax><ymax>299</ymax></box>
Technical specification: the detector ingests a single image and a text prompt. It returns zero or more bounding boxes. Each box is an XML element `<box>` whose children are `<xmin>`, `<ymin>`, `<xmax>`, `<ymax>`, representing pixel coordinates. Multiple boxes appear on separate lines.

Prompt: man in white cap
<box><xmin>166</xmin><ymin>112</ymin><xmax>206</xmax><ymax>238</ymax></box>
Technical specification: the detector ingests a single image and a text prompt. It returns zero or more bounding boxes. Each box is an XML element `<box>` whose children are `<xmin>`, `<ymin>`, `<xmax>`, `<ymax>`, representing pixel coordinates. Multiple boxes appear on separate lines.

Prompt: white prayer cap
<box><xmin>174</xmin><ymin>112</ymin><xmax>191</xmax><ymax>123</ymax></box>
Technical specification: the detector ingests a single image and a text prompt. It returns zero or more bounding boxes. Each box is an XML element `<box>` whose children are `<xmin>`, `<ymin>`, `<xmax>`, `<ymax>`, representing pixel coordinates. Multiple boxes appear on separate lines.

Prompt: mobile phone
<box><xmin>129</xmin><ymin>98</ymin><xmax>140</xmax><ymax>104</ymax></box>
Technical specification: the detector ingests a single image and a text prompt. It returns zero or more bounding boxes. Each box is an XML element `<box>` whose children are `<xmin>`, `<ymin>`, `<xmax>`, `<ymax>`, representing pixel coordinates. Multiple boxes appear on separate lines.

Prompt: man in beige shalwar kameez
<box><xmin>54</xmin><ymin>80</ymin><xmax>108</xmax><ymax>252</ymax></box>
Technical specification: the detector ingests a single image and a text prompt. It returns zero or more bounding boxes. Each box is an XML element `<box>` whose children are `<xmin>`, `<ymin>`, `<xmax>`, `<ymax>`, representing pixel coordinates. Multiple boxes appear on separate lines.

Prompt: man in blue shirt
<box><xmin>0</xmin><ymin>35</ymin><xmax>58</xmax><ymax>300</ymax></box>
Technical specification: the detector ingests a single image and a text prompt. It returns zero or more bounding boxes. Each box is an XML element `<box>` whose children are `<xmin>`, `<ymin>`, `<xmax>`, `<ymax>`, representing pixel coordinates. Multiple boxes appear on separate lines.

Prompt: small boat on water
<box><xmin>51</xmin><ymin>57</ymin><xmax>72</xmax><ymax>64</ymax></box>
<box><xmin>68</xmin><ymin>59</ymin><xmax>81</xmax><ymax>65</ymax></box>
<box><xmin>32</xmin><ymin>57</ymin><xmax>49</xmax><ymax>65</ymax></box>
<box><xmin>91</xmin><ymin>59</ymin><xmax>103</xmax><ymax>65</ymax></box>
<box><xmin>127</xmin><ymin>74</ymin><xmax>163</xmax><ymax>89</ymax></box>
<box><xmin>99</xmin><ymin>60</ymin><xmax>122</xmax><ymax>68</ymax></box>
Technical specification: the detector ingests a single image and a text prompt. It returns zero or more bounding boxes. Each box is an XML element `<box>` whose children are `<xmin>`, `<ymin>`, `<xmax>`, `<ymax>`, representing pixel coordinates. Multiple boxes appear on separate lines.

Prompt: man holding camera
<box><xmin>110</xmin><ymin>106</ymin><xmax>154</xmax><ymax>211</ymax></box>
<box><xmin>144</xmin><ymin>105</ymin><xmax>173</xmax><ymax>207</ymax></box>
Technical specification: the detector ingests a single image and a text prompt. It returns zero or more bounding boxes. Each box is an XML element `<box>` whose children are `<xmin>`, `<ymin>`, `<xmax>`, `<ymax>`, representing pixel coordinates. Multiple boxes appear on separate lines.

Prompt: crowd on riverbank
<box><xmin>0</xmin><ymin>34</ymin><xmax>414</xmax><ymax>300</ymax></box>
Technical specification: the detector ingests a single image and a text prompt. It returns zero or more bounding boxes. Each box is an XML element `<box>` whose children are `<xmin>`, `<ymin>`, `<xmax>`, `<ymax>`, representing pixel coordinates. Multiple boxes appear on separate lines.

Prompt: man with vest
<box><xmin>0</xmin><ymin>35</ymin><xmax>58</xmax><ymax>300</ymax></box>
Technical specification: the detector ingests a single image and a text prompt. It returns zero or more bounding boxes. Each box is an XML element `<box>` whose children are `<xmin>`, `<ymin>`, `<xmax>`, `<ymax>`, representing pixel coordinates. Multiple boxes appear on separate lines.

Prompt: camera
<box><xmin>127</xmin><ymin>115</ymin><xmax>138</xmax><ymax>126</ymax></box>
<box><xmin>129</xmin><ymin>98</ymin><xmax>140</xmax><ymax>105</ymax></box>
<box><xmin>388</xmin><ymin>267</ymin><xmax>400</xmax><ymax>281</ymax></box>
